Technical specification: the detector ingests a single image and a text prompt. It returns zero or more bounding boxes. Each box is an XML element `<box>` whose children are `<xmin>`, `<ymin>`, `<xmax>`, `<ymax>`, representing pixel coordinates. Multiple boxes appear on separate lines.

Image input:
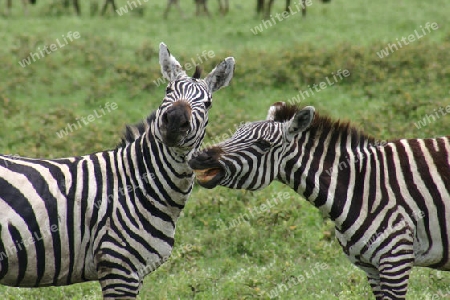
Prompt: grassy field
<box><xmin>1</xmin><ymin>0</ymin><xmax>450</xmax><ymax>299</ymax></box>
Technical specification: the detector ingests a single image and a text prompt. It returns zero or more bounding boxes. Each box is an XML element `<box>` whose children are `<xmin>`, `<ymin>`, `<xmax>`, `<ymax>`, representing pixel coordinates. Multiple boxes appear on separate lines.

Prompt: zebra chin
<box><xmin>160</xmin><ymin>132</ymin><xmax>186</xmax><ymax>147</ymax></box>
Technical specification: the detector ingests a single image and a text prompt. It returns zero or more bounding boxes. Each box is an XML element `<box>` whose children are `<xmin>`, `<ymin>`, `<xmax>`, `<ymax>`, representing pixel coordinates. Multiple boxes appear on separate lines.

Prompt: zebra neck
<box><xmin>280</xmin><ymin>130</ymin><xmax>378</xmax><ymax>229</ymax></box>
<box><xmin>117</xmin><ymin>133</ymin><xmax>195</xmax><ymax>216</ymax></box>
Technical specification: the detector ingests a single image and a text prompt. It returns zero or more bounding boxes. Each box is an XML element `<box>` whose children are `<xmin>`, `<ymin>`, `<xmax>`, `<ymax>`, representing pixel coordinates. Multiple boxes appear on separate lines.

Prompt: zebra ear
<box><xmin>159</xmin><ymin>42</ymin><xmax>187</xmax><ymax>82</ymax></box>
<box><xmin>266</xmin><ymin>102</ymin><xmax>286</xmax><ymax>120</ymax></box>
<box><xmin>287</xmin><ymin>106</ymin><xmax>315</xmax><ymax>136</ymax></box>
<box><xmin>204</xmin><ymin>57</ymin><xmax>235</xmax><ymax>93</ymax></box>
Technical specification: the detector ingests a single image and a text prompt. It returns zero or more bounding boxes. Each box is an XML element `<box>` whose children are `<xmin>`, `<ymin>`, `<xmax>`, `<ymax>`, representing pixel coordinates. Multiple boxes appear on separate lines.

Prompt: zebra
<box><xmin>256</xmin><ymin>0</ymin><xmax>305</xmax><ymax>19</ymax></box>
<box><xmin>188</xmin><ymin>102</ymin><xmax>450</xmax><ymax>299</ymax></box>
<box><xmin>164</xmin><ymin>0</ymin><xmax>229</xmax><ymax>19</ymax></box>
<box><xmin>0</xmin><ymin>43</ymin><xmax>235</xmax><ymax>299</ymax></box>
<box><xmin>3</xmin><ymin>0</ymin><xmax>36</xmax><ymax>16</ymax></box>
<box><xmin>61</xmin><ymin>0</ymin><xmax>117</xmax><ymax>16</ymax></box>
<box><xmin>62</xmin><ymin>0</ymin><xmax>80</xmax><ymax>15</ymax></box>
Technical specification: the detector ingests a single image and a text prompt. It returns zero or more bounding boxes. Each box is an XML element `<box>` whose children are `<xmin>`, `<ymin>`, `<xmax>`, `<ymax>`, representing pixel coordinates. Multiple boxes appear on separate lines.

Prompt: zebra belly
<box><xmin>0</xmin><ymin>208</ymin><xmax>96</xmax><ymax>287</ymax></box>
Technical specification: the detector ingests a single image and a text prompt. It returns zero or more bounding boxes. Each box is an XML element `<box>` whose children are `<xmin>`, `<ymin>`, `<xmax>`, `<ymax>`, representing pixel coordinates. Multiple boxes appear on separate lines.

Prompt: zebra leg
<box><xmin>73</xmin><ymin>0</ymin><xmax>81</xmax><ymax>15</ymax></box>
<box><xmin>221</xmin><ymin>0</ymin><xmax>229</xmax><ymax>15</ymax></box>
<box><xmin>99</xmin><ymin>275</ymin><xmax>142</xmax><ymax>300</ymax></box>
<box><xmin>110</xmin><ymin>0</ymin><xmax>117</xmax><ymax>13</ymax></box>
<box><xmin>21</xmin><ymin>0</ymin><xmax>28</xmax><ymax>15</ymax></box>
<box><xmin>96</xmin><ymin>254</ymin><xmax>142</xmax><ymax>299</ymax></box>
<box><xmin>359</xmin><ymin>265</ymin><xmax>382</xmax><ymax>299</ymax></box>
<box><xmin>175</xmin><ymin>0</ymin><xmax>185</xmax><ymax>18</ymax></box>
<box><xmin>378</xmin><ymin>253</ymin><xmax>414</xmax><ymax>299</ymax></box>
<box><xmin>203</xmin><ymin>1</ymin><xmax>211</xmax><ymax>17</ymax></box>
<box><xmin>256</xmin><ymin>0</ymin><xmax>264</xmax><ymax>16</ymax></box>
<box><xmin>379</xmin><ymin>262</ymin><xmax>413</xmax><ymax>299</ymax></box>
<box><xmin>101</xmin><ymin>0</ymin><xmax>116</xmax><ymax>15</ymax></box>
<box><xmin>6</xmin><ymin>0</ymin><xmax>12</xmax><ymax>15</ymax></box>
<box><xmin>265</xmin><ymin>0</ymin><xmax>274</xmax><ymax>19</ymax></box>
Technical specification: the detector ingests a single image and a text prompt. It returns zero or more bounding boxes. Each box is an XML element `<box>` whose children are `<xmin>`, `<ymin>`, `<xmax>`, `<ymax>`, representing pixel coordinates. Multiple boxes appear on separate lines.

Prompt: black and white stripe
<box><xmin>0</xmin><ymin>43</ymin><xmax>234</xmax><ymax>299</ymax></box>
<box><xmin>189</xmin><ymin>102</ymin><xmax>450</xmax><ymax>300</ymax></box>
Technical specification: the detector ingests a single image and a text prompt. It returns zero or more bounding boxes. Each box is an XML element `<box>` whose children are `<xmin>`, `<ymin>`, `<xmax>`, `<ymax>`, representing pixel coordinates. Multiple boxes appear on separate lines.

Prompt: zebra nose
<box><xmin>162</xmin><ymin>106</ymin><xmax>191</xmax><ymax>132</ymax></box>
<box><xmin>193</xmin><ymin>151</ymin><xmax>212</xmax><ymax>162</ymax></box>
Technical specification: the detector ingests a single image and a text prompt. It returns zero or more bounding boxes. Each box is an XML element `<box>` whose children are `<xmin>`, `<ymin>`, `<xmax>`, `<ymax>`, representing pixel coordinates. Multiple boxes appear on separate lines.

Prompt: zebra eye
<box><xmin>255</xmin><ymin>139</ymin><xmax>272</xmax><ymax>152</ymax></box>
<box><xmin>166</xmin><ymin>86</ymin><xmax>173</xmax><ymax>94</ymax></box>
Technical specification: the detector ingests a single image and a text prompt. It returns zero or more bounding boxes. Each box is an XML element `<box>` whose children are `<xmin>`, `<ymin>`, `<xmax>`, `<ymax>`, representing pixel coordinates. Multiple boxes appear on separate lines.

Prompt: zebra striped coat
<box><xmin>0</xmin><ymin>43</ymin><xmax>234</xmax><ymax>299</ymax></box>
<box><xmin>188</xmin><ymin>102</ymin><xmax>450</xmax><ymax>299</ymax></box>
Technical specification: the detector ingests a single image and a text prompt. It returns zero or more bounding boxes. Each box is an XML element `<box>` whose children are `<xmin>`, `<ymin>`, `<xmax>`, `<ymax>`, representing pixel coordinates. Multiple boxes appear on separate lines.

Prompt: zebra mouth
<box><xmin>192</xmin><ymin>167</ymin><xmax>224</xmax><ymax>189</ymax></box>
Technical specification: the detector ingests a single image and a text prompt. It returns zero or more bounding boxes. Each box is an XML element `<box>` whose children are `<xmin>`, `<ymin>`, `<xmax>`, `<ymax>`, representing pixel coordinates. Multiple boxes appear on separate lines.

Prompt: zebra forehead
<box><xmin>234</xmin><ymin>121</ymin><xmax>278</xmax><ymax>137</ymax></box>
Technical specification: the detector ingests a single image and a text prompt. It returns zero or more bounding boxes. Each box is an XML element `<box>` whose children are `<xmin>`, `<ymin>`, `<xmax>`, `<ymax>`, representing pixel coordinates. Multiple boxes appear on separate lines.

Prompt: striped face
<box><xmin>155</xmin><ymin>77</ymin><xmax>211</xmax><ymax>149</ymax></box>
<box><xmin>190</xmin><ymin>121</ymin><xmax>285</xmax><ymax>190</ymax></box>
<box><xmin>155</xmin><ymin>43</ymin><xmax>235</xmax><ymax>150</ymax></box>
<box><xmin>189</xmin><ymin>105</ymin><xmax>315</xmax><ymax>190</ymax></box>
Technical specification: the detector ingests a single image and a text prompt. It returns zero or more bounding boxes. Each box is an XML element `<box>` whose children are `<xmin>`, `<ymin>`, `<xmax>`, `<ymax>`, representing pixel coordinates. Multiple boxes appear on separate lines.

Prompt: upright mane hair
<box><xmin>272</xmin><ymin>103</ymin><xmax>376</xmax><ymax>145</ymax></box>
<box><xmin>118</xmin><ymin>112</ymin><xmax>156</xmax><ymax>147</ymax></box>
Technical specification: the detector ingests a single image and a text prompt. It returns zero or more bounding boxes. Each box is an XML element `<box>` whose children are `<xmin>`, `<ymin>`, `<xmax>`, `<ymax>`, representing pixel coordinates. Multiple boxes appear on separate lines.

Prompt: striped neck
<box><xmin>117</xmin><ymin>131</ymin><xmax>196</xmax><ymax>216</ymax></box>
<box><xmin>278</xmin><ymin>115</ymin><xmax>380</xmax><ymax>229</ymax></box>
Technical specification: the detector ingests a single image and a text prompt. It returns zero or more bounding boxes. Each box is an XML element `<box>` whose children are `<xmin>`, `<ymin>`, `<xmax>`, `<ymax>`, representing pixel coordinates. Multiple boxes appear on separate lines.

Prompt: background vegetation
<box><xmin>1</xmin><ymin>0</ymin><xmax>449</xmax><ymax>299</ymax></box>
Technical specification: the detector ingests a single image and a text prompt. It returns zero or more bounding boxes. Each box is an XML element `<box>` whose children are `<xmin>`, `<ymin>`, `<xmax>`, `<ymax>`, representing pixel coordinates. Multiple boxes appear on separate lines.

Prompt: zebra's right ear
<box><xmin>286</xmin><ymin>106</ymin><xmax>315</xmax><ymax>137</ymax></box>
<box><xmin>159</xmin><ymin>42</ymin><xmax>187</xmax><ymax>82</ymax></box>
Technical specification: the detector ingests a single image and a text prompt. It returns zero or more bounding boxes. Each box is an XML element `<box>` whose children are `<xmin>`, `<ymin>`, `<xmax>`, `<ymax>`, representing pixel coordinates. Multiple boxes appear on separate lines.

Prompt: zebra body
<box><xmin>0</xmin><ymin>43</ymin><xmax>234</xmax><ymax>299</ymax></box>
<box><xmin>189</xmin><ymin>102</ymin><xmax>450</xmax><ymax>299</ymax></box>
<box><xmin>3</xmin><ymin>0</ymin><xmax>36</xmax><ymax>16</ymax></box>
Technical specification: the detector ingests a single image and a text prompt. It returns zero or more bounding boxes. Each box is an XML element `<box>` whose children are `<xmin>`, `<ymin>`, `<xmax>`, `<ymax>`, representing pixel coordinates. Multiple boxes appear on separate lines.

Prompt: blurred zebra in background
<box><xmin>257</xmin><ymin>0</ymin><xmax>332</xmax><ymax>19</ymax></box>
<box><xmin>0</xmin><ymin>43</ymin><xmax>234</xmax><ymax>299</ymax></box>
<box><xmin>256</xmin><ymin>0</ymin><xmax>302</xmax><ymax>19</ymax></box>
<box><xmin>62</xmin><ymin>0</ymin><xmax>80</xmax><ymax>15</ymax></box>
<box><xmin>164</xmin><ymin>0</ymin><xmax>229</xmax><ymax>19</ymax></box>
<box><xmin>3</xmin><ymin>0</ymin><xmax>36</xmax><ymax>16</ymax></box>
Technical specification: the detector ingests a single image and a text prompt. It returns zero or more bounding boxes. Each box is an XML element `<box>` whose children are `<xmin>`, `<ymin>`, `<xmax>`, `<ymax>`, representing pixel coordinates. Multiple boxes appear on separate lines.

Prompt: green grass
<box><xmin>1</xmin><ymin>0</ymin><xmax>450</xmax><ymax>299</ymax></box>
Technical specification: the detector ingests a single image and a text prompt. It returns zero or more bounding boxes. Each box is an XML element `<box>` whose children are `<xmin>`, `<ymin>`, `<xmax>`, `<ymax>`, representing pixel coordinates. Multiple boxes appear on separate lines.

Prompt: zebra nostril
<box><xmin>180</xmin><ymin>120</ymin><xmax>190</xmax><ymax>131</ymax></box>
<box><xmin>200</xmin><ymin>153</ymin><xmax>212</xmax><ymax>161</ymax></box>
<box><xmin>162</xmin><ymin>113</ymin><xmax>169</xmax><ymax>126</ymax></box>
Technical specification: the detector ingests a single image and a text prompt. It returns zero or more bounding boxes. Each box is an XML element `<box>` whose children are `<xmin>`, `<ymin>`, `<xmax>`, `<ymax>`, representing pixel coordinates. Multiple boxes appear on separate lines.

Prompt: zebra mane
<box><xmin>118</xmin><ymin>111</ymin><xmax>156</xmax><ymax>147</ymax></box>
<box><xmin>272</xmin><ymin>103</ymin><xmax>376</xmax><ymax>144</ymax></box>
<box><xmin>192</xmin><ymin>65</ymin><xmax>202</xmax><ymax>79</ymax></box>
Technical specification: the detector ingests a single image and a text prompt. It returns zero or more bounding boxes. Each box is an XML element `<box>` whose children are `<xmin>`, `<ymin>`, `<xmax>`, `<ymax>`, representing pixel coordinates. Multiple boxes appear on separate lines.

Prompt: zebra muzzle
<box><xmin>192</xmin><ymin>168</ymin><xmax>223</xmax><ymax>187</ymax></box>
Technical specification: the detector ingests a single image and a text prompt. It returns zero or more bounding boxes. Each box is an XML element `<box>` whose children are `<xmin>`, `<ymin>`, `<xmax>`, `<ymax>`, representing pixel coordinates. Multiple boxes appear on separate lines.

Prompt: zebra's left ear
<box><xmin>159</xmin><ymin>42</ymin><xmax>187</xmax><ymax>81</ymax></box>
<box><xmin>287</xmin><ymin>106</ymin><xmax>315</xmax><ymax>137</ymax></box>
<box><xmin>204</xmin><ymin>57</ymin><xmax>235</xmax><ymax>93</ymax></box>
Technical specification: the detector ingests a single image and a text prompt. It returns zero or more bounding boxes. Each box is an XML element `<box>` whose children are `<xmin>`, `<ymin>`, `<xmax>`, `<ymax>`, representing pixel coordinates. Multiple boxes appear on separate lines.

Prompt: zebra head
<box><xmin>155</xmin><ymin>43</ymin><xmax>235</xmax><ymax>150</ymax></box>
<box><xmin>189</xmin><ymin>102</ymin><xmax>315</xmax><ymax>190</ymax></box>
